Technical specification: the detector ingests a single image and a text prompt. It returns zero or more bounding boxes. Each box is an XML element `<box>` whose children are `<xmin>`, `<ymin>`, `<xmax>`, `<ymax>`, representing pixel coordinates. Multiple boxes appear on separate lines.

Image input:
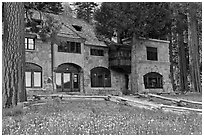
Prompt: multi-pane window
<box><xmin>25</xmin><ymin>62</ymin><xmax>42</xmax><ymax>88</ymax></box>
<box><xmin>91</xmin><ymin>67</ymin><xmax>111</xmax><ymax>87</ymax></box>
<box><xmin>147</xmin><ymin>47</ymin><xmax>158</xmax><ymax>61</ymax></box>
<box><xmin>143</xmin><ymin>72</ymin><xmax>163</xmax><ymax>89</ymax></box>
<box><xmin>58</xmin><ymin>41</ymin><xmax>81</xmax><ymax>53</ymax></box>
<box><xmin>90</xmin><ymin>49</ymin><xmax>104</xmax><ymax>56</ymax></box>
<box><xmin>25</xmin><ymin>38</ymin><xmax>35</xmax><ymax>50</ymax></box>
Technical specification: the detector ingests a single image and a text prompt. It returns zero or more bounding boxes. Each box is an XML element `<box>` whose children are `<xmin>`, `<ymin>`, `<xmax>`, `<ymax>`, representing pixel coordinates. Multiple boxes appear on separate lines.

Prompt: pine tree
<box><xmin>94</xmin><ymin>2</ymin><xmax>171</xmax><ymax>93</ymax></box>
<box><xmin>73</xmin><ymin>2</ymin><xmax>98</xmax><ymax>23</ymax></box>
<box><xmin>24</xmin><ymin>2</ymin><xmax>63</xmax><ymax>14</ymax></box>
<box><xmin>187</xmin><ymin>3</ymin><xmax>202</xmax><ymax>93</ymax></box>
<box><xmin>170</xmin><ymin>2</ymin><xmax>201</xmax><ymax>93</ymax></box>
<box><xmin>94</xmin><ymin>2</ymin><xmax>171</xmax><ymax>42</ymax></box>
<box><xmin>3</xmin><ymin>2</ymin><xmax>26</xmax><ymax>108</ymax></box>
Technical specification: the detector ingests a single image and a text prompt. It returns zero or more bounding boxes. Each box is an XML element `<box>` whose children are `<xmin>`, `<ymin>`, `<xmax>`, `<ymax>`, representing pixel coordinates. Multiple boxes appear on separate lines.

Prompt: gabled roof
<box><xmin>29</xmin><ymin>10</ymin><xmax>107</xmax><ymax>47</ymax></box>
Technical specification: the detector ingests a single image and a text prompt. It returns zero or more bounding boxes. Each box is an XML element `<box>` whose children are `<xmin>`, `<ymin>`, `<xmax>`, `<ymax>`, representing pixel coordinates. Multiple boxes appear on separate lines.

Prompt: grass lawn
<box><xmin>2</xmin><ymin>99</ymin><xmax>202</xmax><ymax>135</ymax></box>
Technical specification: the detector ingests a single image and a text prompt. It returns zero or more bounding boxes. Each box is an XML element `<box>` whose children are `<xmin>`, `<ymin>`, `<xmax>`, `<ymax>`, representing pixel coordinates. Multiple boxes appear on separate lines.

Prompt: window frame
<box><xmin>91</xmin><ymin>67</ymin><xmax>111</xmax><ymax>87</ymax></box>
<box><xmin>58</xmin><ymin>41</ymin><xmax>81</xmax><ymax>54</ymax></box>
<box><xmin>25</xmin><ymin>71</ymin><xmax>32</xmax><ymax>88</ymax></box>
<box><xmin>25</xmin><ymin>70</ymin><xmax>42</xmax><ymax>88</ymax></box>
<box><xmin>25</xmin><ymin>37</ymin><xmax>35</xmax><ymax>50</ymax></box>
<box><xmin>146</xmin><ymin>47</ymin><xmax>158</xmax><ymax>61</ymax></box>
<box><xmin>143</xmin><ymin>72</ymin><xmax>163</xmax><ymax>89</ymax></box>
<box><xmin>90</xmin><ymin>48</ymin><xmax>104</xmax><ymax>56</ymax></box>
<box><xmin>25</xmin><ymin>63</ymin><xmax>42</xmax><ymax>88</ymax></box>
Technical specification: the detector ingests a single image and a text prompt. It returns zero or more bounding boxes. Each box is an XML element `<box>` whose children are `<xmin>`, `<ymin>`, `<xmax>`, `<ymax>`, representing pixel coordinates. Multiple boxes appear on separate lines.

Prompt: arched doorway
<box><xmin>55</xmin><ymin>63</ymin><xmax>81</xmax><ymax>92</ymax></box>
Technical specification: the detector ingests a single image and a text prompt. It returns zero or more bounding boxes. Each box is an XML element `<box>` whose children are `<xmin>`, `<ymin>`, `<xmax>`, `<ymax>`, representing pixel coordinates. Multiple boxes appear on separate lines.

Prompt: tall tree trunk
<box><xmin>2</xmin><ymin>2</ymin><xmax>26</xmax><ymax>108</ymax></box>
<box><xmin>131</xmin><ymin>32</ymin><xmax>138</xmax><ymax>93</ymax></box>
<box><xmin>187</xmin><ymin>3</ymin><xmax>201</xmax><ymax>92</ymax></box>
<box><xmin>178</xmin><ymin>32</ymin><xmax>188</xmax><ymax>93</ymax></box>
<box><xmin>168</xmin><ymin>32</ymin><xmax>176</xmax><ymax>91</ymax></box>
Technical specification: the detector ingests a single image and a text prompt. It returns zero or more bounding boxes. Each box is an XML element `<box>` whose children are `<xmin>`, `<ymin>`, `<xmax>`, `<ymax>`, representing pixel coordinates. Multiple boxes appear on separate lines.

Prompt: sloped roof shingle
<box><xmin>30</xmin><ymin>10</ymin><xmax>106</xmax><ymax>47</ymax></box>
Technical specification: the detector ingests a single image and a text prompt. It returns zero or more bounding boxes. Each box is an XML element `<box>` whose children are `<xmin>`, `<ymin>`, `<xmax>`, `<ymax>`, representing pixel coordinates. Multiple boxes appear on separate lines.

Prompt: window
<box><xmin>147</xmin><ymin>47</ymin><xmax>158</xmax><ymax>61</ymax></box>
<box><xmin>25</xmin><ymin>62</ymin><xmax>42</xmax><ymax>88</ymax></box>
<box><xmin>72</xmin><ymin>25</ymin><xmax>82</xmax><ymax>31</ymax></box>
<box><xmin>58</xmin><ymin>41</ymin><xmax>81</xmax><ymax>53</ymax></box>
<box><xmin>143</xmin><ymin>72</ymin><xmax>163</xmax><ymax>89</ymax></box>
<box><xmin>25</xmin><ymin>72</ymin><xmax>32</xmax><ymax>87</ymax></box>
<box><xmin>91</xmin><ymin>67</ymin><xmax>111</xmax><ymax>87</ymax></box>
<box><xmin>25</xmin><ymin>38</ymin><xmax>35</xmax><ymax>50</ymax></box>
<box><xmin>90</xmin><ymin>49</ymin><xmax>104</xmax><ymax>56</ymax></box>
<box><xmin>58</xmin><ymin>42</ymin><xmax>64</xmax><ymax>52</ymax></box>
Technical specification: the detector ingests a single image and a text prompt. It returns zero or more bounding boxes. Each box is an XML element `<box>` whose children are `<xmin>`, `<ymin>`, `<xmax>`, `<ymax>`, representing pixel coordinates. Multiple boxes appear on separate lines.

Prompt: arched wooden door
<box><xmin>55</xmin><ymin>63</ymin><xmax>81</xmax><ymax>92</ymax></box>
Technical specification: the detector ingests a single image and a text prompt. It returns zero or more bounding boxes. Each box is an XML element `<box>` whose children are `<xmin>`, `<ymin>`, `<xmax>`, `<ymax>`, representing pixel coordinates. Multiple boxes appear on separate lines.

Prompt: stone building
<box><xmin>25</xmin><ymin>11</ymin><xmax>172</xmax><ymax>95</ymax></box>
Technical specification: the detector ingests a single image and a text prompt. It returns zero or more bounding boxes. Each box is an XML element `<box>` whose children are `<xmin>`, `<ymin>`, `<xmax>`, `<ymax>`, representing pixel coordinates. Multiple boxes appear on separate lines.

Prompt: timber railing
<box><xmin>21</xmin><ymin>93</ymin><xmax>202</xmax><ymax>114</ymax></box>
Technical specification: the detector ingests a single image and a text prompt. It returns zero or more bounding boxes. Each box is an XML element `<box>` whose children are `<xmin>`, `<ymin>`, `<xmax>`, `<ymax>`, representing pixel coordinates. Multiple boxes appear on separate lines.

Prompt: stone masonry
<box><xmin>25</xmin><ymin>38</ymin><xmax>53</xmax><ymax>92</ymax></box>
<box><xmin>83</xmin><ymin>45</ymin><xmax>123</xmax><ymax>95</ymax></box>
<box><xmin>131</xmin><ymin>38</ymin><xmax>173</xmax><ymax>93</ymax></box>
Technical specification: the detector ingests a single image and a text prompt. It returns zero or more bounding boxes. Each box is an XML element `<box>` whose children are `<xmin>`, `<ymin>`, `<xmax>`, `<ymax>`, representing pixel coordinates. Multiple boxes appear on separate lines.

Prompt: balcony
<box><xmin>109</xmin><ymin>43</ymin><xmax>131</xmax><ymax>73</ymax></box>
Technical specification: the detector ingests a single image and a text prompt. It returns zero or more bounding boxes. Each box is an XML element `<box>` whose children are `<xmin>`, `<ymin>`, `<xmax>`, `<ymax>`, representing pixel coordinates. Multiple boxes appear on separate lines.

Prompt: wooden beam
<box><xmin>32</xmin><ymin>94</ymin><xmax>109</xmax><ymax>100</ymax></box>
<box><xmin>110</xmin><ymin>96</ymin><xmax>202</xmax><ymax>113</ymax></box>
<box><xmin>110</xmin><ymin>96</ymin><xmax>161</xmax><ymax>109</ymax></box>
<box><xmin>156</xmin><ymin>92</ymin><xmax>171</xmax><ymax>95</ymax></box>
<box><xmin>147</xmin><ymin>93</ymin><xmax>202</xmax><ymax>106</ymax></box>
<box><xmin>160</xmin><ymin>104</ymin><xmax>202</xmax><ymax>113</ymax></box>
<box><xmin>61</xmin><ymin>95</ymin><xmax>108</xmax><ymax>99</ymax></box>
<box><xmin>179</xmin><ymin>99</ymin><xmax>202</xmax><ymax>105</ymax></box>
<box><xmin>148</xmin><ymin>93</ymin><xmax>180</xmax><ymax>102</ymax></box>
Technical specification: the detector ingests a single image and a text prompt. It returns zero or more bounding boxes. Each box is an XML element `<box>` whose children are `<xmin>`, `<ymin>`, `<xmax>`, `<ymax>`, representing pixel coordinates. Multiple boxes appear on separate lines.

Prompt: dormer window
<box><xmin>25</xmin><ymin>37</ymin><xmax>35</xmax><ymax>50</ymax></box>
<box><xmin>72</xmin><ymin>25</ymin><xmax>82</xmax><ymax>31</ymax></box>
<box><xmin>32</xmin><ymin>19</ymin><xmax>42</xmax><ymax>26</ymax></box>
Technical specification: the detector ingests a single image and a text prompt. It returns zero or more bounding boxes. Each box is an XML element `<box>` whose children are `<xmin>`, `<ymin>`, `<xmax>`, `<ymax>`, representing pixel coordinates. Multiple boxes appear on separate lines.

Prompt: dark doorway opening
<box><xmin>55</xmin><ymin>63</ymin><xmax>81</xmax><ymax>92</ymax></box>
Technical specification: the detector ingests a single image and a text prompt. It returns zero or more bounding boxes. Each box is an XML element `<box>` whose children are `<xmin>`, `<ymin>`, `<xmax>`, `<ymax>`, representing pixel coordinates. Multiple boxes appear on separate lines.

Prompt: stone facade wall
<box><xmin>52</xmin><ymin>41</ymin><xmax>124</xmax><ymax>95</ymax></box>
<box><xmin>53</xmin><ymin>43</ymin><xmax>84</xmax><ymax>68</ymax></box>
<box><xmin>25</xmin><ymin>36</ymin><xmax>172</xmax><ymax>95</ymax></box>
<box><xmin>53</xmin><ymin>42</ymin><xmax>84</xmax><ymax>93</ymax></box>
<box><xmin>111</xmin><ymin>70</ymin><xmax>126</xmax><ymax>94</ymax></box>
<box><xmin>137</xmin><ymin>62</ymin><xmax>172</xmax><ymax>93</ymax></box>
<box><xmin>83</xmin><ymin>45</ymin><xmax>124</xmax><ymax>95</ymax></box>
<box><xmin>131</xmin><ymin>38</ymin><xmax>173</xmax><ymax>93</ymax></box>
<box><xmin>134</xmin><ymin>39</ymin><xmax>170</xmax><ymax>62</ymax></box>
<box><xmin>25</xmin><ymin>39</ymin><xmax>52</xmax><ymax>91</ymax></box>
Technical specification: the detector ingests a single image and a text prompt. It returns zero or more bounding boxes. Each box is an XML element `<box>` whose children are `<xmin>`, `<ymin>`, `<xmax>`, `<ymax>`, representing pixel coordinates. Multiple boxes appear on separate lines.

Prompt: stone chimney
<box><xmin>62</xmin><ymin>2</ymin><xmax>74</xmax><ymax>18</ymax></box>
